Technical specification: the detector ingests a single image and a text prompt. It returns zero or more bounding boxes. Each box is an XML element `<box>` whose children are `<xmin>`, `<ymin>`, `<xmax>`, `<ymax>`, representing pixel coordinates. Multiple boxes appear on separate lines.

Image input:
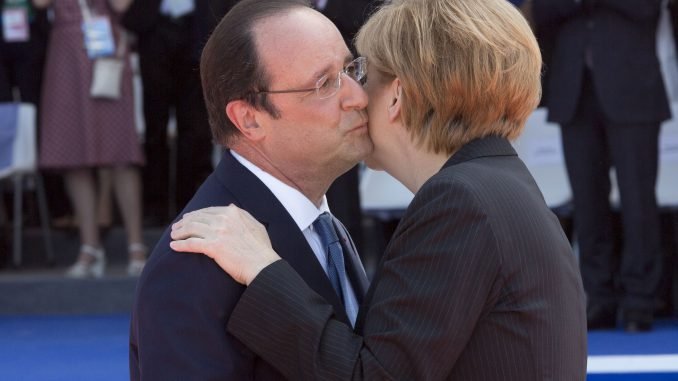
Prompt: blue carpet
<box><xmin>1</xmin><ymin>315</ymin><xmax>677</xmax><ymax>380</ymax></box>
<box><xmin>589</xmin><ymin>375</ymin><xmax>678</xmax><ymax>381</ymax></box>
<box><xmin>588</xmin><ymin>320</ymin><xmax>678</xmax><ymax>355</ymax></box>
<box><xmin>0</xmin><ymin>314</ymin><xmax>130</xmax><ymax>381</ymax></box>
<box><xmin>587</xmin><ymin>320</ymin><xmax>678</xmax><ymax>380</ymax></box>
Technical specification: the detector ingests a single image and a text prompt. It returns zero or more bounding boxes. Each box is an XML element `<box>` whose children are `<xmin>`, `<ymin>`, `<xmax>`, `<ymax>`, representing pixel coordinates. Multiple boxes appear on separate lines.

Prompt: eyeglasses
<box><xmin>254</xmin><ymin>57</ymin><xmax>367</xmax><ymax>100</ymax></box>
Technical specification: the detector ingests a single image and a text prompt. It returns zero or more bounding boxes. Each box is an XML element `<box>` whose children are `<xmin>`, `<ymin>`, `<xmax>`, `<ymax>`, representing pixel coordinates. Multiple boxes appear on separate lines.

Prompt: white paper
<box><xmin>2</xmin><ymin>8</ymin><xmax>29</xmax><ymax>43</ymax></box>
<box><xmin>524</xmin><ymin>137</ymin><xmax>564</xmax><ymax>167</ymax></box>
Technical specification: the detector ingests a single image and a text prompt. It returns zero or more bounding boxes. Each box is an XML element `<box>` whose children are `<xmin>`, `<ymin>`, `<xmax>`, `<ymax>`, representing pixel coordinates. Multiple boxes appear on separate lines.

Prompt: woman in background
<box><xmin>34</xmin><ymin>0</ymin><xmax>146</xmax><ymax>277</ymax></box>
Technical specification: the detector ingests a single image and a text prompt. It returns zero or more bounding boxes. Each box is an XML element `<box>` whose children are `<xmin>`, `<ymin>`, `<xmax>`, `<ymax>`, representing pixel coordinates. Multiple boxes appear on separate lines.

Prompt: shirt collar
<box><xmin>230</xmin><ymin>150</ymin><xmax>330</xmax><ymax>231</ymax></box>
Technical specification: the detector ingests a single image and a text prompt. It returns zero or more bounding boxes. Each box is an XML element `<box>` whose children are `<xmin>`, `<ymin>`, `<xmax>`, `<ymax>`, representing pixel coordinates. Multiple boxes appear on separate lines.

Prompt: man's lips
<box><xmin>348</xmin><ymin>122</ymin><xmax>368</xmax><ymax>132</ymax></box>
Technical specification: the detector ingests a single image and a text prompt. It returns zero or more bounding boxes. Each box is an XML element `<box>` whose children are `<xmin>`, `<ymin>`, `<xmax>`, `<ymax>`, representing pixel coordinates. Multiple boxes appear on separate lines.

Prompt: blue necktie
<box><xmin>313</xmin><ymin>212</ymin><xmax>350</xmax><ymax>306</ymax></box>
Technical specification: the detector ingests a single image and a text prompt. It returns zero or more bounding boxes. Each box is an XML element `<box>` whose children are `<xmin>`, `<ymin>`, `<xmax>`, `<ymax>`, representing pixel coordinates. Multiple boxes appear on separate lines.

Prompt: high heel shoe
<box><xmin>127</xmin><ymin>243</ymin><xmax>147</xmax><ymax>276</ymax></box>
<box><xmin>66</xmin><ymin>245</ymin><xmax>106</xmax><ymax>278</ymax></box>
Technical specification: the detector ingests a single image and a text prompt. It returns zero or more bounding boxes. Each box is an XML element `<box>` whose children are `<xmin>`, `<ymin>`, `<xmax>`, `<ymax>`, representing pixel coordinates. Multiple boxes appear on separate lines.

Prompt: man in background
<box><xmin>122</xmin><ymin>0</ymin><xmax>234</xmax><ymax>224</ymax></box>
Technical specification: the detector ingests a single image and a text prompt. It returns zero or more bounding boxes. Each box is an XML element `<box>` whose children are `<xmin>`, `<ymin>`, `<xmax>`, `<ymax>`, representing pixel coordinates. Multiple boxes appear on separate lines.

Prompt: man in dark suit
<box><xmin>171</xmin><ymin>0</ymin><xmax>588</xmax><ymax>379</ymax></box>
<box><xmin>129</xmin><ymin>0</ymin><xmax>372</xmax><ymax>379</ymax></box>
<box><xmin>533</xmin><ymin>0</ymin><xmax>670</xmax><ymax>332</ymax></box>
<box><xmin>121</xmin><ymin>0</ymin><xmax>234</xmax><ymax>224</ymax></box>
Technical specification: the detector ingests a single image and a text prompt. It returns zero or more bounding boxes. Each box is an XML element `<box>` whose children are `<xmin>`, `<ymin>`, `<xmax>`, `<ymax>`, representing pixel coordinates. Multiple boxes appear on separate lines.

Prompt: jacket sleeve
<box><xmin>131</xmin><ymin>249</ymin><xmax>253</xmax><ymax>380</ymax></box>
<box><xmin>228</xmin><ymin>180</ymin><xmax>503</xmax><ymax>380</ymax></box>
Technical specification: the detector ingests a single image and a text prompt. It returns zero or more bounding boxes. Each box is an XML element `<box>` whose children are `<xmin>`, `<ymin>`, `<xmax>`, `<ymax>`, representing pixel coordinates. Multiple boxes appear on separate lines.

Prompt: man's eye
<box><xmin>318</xmin><ymin>77</ymin><xmax>332</xmax><ymax>89</ymax></box>
<box><xmin>345</xmin><ymin>65</ymin><xmax>356</xmax><ymax>78</ymax></box>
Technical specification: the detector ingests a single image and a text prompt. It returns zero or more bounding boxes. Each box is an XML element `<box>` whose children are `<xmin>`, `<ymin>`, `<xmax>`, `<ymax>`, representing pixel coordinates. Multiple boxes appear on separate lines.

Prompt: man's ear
<box><xmin>387</xmin><ymin>78</ymin><xmax>403</xmax><ymax>123</ymax></box>
<box><xmin>225</xmin><ymin>100</ymin><xmax>265</xmax><ymax>141</ymax></box>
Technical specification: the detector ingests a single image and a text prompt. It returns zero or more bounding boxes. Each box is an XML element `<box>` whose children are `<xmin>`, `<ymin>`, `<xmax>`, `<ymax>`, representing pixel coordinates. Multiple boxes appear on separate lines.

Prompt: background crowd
<box><xmin>0</xmin><ymin>0</ymin><xmax>677</xmax><ymax>331</ymax></box>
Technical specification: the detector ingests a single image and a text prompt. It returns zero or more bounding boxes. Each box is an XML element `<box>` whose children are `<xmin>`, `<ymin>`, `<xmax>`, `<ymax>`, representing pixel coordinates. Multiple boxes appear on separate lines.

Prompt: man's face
<box><xmin>251</xmin><ymin>8</ymin><xmax>373</xmax><ymax>179</ymax></box>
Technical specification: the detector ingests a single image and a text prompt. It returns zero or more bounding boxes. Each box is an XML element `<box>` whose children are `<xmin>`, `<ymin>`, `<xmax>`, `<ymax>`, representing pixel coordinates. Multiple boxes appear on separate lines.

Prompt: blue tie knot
<box><xmin>313</xmin><ymin>212</ymin><xmax>340</xmax><ymax>246</ymax></box>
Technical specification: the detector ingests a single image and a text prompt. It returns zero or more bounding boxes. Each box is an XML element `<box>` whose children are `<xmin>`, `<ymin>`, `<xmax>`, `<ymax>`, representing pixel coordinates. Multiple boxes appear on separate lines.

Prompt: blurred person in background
<box><xmin>0</xmin><ymin>0</ymin><xmax>48</xmax><ymax>104</ymax></box>
<box><xmin>121</xmin><ymin>0</ymin><xmax>233</xmax><ymax>226</ymax></box>
<box><xmin>0</xmin><ymin>0</ymin><xmax>75</xmax><ymax>230</ymax></box>
<box><xmin>34</xmin><ymin>0</ymin><xmax>146</xmax><ymax>277</ymax></box>
<box><xmin>533</xmin><ymin>0</ymin><xmax>670</xmax><ymax>331</ymax></box>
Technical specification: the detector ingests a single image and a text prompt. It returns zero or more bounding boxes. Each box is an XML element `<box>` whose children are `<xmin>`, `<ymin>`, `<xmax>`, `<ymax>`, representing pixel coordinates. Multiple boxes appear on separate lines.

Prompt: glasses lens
<box><xmin>316</xmin><ymin>73</ymin><xmax>339</xmax><ymax>99</ymax></box>
<box><xmin>346</xmin><ymin>57</ymin><xmax>366</xmax><ymax>85</ymax></box>
<box><xmin>317</xmin><ymin>57</ymin><xmax>367</xmax><ymax>99</ymax></box>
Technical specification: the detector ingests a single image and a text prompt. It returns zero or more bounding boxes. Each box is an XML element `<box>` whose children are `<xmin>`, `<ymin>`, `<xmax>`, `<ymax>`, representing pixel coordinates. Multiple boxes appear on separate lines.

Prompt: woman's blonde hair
<box><xmin>356</xmin><ymin>0</ymin><xmax>542</xmax><ymax>154</ymax></box>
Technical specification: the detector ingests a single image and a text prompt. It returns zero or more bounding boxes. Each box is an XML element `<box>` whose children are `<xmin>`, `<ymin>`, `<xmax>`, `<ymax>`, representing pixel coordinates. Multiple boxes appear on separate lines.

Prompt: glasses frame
<box><xmin>254</xmin><ymin>56</ymin><xmax>367</xmax><ymax>100</ymax></box>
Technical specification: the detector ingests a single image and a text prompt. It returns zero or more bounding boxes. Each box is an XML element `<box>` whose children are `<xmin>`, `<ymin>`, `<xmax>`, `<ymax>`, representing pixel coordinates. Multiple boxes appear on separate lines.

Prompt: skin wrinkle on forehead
<box><xmin>252</xmin><ymin>9</ymin><xmax>351</xmax><ymax>91</ymax></box>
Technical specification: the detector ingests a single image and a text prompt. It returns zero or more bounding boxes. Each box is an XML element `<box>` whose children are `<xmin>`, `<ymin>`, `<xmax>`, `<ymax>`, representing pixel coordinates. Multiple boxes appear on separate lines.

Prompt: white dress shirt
<box><xmin>231</xmin><ymin>151</ymin><xmax>360</xmax><ymax>326</ymax></box>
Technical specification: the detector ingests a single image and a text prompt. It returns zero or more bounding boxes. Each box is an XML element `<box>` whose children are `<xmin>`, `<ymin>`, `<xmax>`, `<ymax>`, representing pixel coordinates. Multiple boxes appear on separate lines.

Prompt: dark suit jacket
<box><xmin>228</xmin><ymin>136</ymin><xmax>588</xmax><ymax>380</ymax></box>
<box><xmin>121</xmin><ymin>0</ymin><xmax>233</xmax><ymax>61</ymax></box>
<box><xmin>129</xmin><ymin>151</ymin><xmax>367</xmax><ymax>380</ymax></box>
<box><xmin>533</xmin><ymin>0</ymin><xmax>670</xmax><ymax>125</ymax></box>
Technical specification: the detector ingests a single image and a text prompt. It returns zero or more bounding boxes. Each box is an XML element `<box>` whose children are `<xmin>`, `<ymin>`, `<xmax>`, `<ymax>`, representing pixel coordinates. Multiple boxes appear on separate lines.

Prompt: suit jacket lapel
<box><xmin>214</xmin><ymin>152</ymin><xmax>351</xmax><ymax>325</ymax></box>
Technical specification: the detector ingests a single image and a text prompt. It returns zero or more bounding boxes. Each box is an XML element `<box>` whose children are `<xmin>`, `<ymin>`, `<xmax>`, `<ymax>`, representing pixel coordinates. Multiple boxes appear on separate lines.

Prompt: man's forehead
<box><xmin>252</xmin><ymin>8</ymin><xmax>348</xmax><ymax>68</ymax></box>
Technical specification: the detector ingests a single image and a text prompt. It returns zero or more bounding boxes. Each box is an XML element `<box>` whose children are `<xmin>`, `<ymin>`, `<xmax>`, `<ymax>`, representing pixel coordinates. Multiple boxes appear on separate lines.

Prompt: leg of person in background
<box><xmin>561</xmin><ymin>73</ymin><xmax>618</xmax><ymax>329</ymax></box>
<box><xmin>138</xmin><ymin>26</ymin><xmax>174</xmax><ymax>226</ymax></box>
<box><xmin>112</xmin><ymin>165</ymin><xmax>146</xmax><ymax>276</ymax></box>
<box><xmin>97</xmin><ymin>168</ymin><xmax>113</xmax><ymax>230</ymax></box>
<box><xmin>64</xmin><ymin>169</ymin><xmax>105</xmax><ymax>278</ymax></box>
<box><xmin>608</xmin><ymin>122</ymin><xmax>662</xmax><ymax>332</ymax></box>
<box><xmin>0</xmin><ymin>42</ymin><xmax>14</xmax><ymax>101</ymax></box>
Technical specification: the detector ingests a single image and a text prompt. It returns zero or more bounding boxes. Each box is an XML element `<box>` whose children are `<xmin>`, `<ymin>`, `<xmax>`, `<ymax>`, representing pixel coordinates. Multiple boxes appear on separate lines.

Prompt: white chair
<box><xmin>0</xmin><ymin>102</ymin><xmax>54</xmax><ymax>267</ymax></box>
<box><xmin>512</xmin><ymin>107</ymin><xmax>572</xmax><ymax>210</ymax></box>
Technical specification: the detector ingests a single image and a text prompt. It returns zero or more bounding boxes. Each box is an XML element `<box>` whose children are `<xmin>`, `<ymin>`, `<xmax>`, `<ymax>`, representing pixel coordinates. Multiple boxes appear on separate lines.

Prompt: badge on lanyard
<box><xmin>82</xmin><ymin>16</ymin><xmax>115</xmax><ymax>58</ymax></box>
<box><xmin>2</xmin><ymin>6</ymin><xmax>29</xmax><ymax>42</ymax></box>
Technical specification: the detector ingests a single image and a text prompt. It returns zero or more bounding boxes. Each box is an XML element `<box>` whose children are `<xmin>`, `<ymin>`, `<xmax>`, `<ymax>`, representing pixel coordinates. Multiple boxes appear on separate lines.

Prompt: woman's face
<box><xmin>362</xmin><ymin>66</ymin><xmax>396</xmax><ymax>170</ymax></box>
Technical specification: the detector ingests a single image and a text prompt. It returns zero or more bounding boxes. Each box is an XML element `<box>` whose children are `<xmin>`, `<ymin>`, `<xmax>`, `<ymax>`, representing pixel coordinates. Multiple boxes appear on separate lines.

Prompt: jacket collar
<box><xmin>214</xmin><ymin>151</ymin><xmax>352</xmax><ymax>325</ymax></box>
<box><xmin>442</xmin><ymin>135</ymin><xmax>517</xmax><ymax>170</ymax></box>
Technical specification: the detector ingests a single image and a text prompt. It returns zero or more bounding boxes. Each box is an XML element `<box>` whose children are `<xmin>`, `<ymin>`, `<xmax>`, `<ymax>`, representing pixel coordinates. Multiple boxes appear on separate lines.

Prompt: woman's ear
<box><xmin>225</xmin><ymin>100</ymin><xmax>264</xmax><ymax>141</ymax></box>
<box><xmin>387</xmin><ymin>78</ymin><xmax>402</xmax><ymax>123</ymax></box>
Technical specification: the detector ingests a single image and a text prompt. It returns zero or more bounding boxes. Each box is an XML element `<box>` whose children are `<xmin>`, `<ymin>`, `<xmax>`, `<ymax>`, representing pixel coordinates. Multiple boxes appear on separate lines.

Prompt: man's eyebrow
<box><xmin>306</xmin><ymin>54</ymin><xmax>356</xmax><ymax>83</ymax></box>
<box><xmin>308</xmin><ymin>64</ymin><xmax>333</xmax><ymax>84</ymax></box>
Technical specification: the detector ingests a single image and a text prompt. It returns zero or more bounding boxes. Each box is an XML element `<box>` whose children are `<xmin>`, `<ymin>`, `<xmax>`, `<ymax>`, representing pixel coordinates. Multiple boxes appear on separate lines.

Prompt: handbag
<box><xmin>90</xmin><ymin>56</ymin><xmax>125</xmax><ymax>99</ymax></box>
<box><xmin>77</xmin><ymin>0</ymin><xmax>127</xmax><ymax>99</ymax></box>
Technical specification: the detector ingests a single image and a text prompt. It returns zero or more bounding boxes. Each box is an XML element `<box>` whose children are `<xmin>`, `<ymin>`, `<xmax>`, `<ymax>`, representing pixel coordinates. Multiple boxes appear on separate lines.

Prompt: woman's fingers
<box><xmin>170</xmin><ymin>219</ymin><xmax>211</xmax><ymax>241</ymax></box>
<box><xmin>169</xmin><ymin>204</ymin><xmax>280</xmax><ymax>285</ymax></box>
<box><xmin>169</xmin><ymin>237</ymin><xmax>212</xmax><ymax>257</ymax></box>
